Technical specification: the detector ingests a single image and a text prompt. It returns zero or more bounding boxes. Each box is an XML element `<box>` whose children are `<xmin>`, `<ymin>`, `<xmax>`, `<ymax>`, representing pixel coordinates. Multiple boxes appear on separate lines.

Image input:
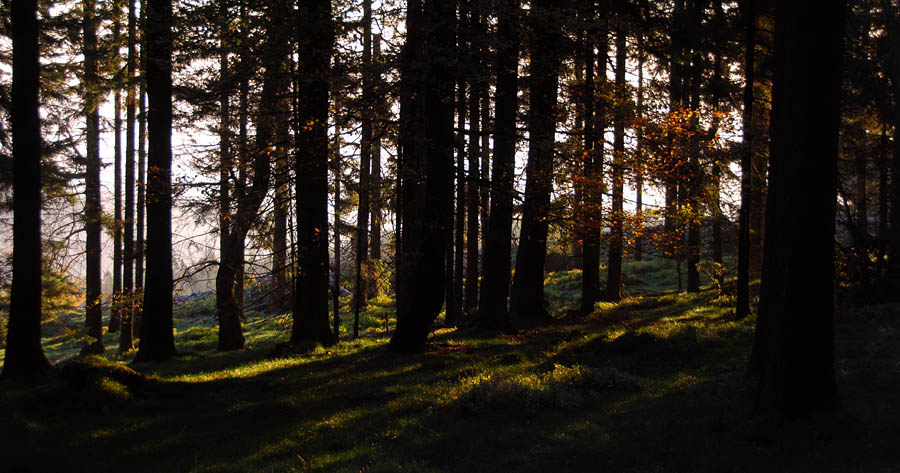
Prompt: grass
<box><xmin>1</xmin><ymin>258</ymin><xmax>897</xmax><ymax>472</ymax></box>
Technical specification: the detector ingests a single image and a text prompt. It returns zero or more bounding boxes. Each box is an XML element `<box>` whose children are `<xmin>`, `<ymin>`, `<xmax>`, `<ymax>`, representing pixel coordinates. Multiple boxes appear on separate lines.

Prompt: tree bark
<box><xmin>634</xmin><ymin>37</ymin><xmax>645</xmax><ymax>262</ymax></box>
<box><xmin>388</xmin><ymin>0</ymin><xmax>456</xmax><ymax>353</ymax></box>
<box><xmin>606</xmin><ymin>25</ymin><xmax>627</xmax><ymax>302</ymax></box>
<box><xmin>135</xmin><ymin>13</ymin><xmax>146</xmax><ymax>330</ymax></box>
<box><xmin>582</xmin><ymin>21</ymin><xmax>605</xmax><ymax>314</ymax></box>
<box><xmin>82</xmin><ymin>0</ymin><xmax>104</xmax><ymax>355</ymax></box>
<box><xmin>753</xmin><ymin>0</ymin><xmax>845</xmax><ymax>417</ymax></box>
<box><xmin>134</xmin><ymin>0</ymin><xmax>176</xmax><ymax>362</ymax></box>
<box><xmin>477</xmin><ymin>0</ymin><xmax>519</xmax><ymax>332</ymax></box>
<box><xmin>120</xmin><ymin>0</ymin><xmax>137</xmax><ymax>353</ymax></box>
<box><xmin>1</xmin><ymin>0</ymin><xmax>51</xmax><ymax>379</ymax></box>
<box><xmin>465</xmin><ymin>70</ymin><xmax>480</xmax><ymax>315</ymax></box>
<box><xmin>292</xmin><ymin>0</ymin><xmax>335</xmax><ymax>346</ymax></box>
<box><xmin>509</xmin><ymin>0</ymin><xmax>564</xmax><ymax>329</ymax></box>
<box><xmin>333</xmin><ymin>106</ymin><xmax>342</xmax><ymax>339</ymax></box>
<box><xmin>370</xmin><ymin>37</ymin><xmax>384</xmax><ymax>267</ymax></box>
<box><xmin>735</xmin><ymin>0</ymin><xmax>755</xmax><ymax>320</ymax></box>
<box><xmin>111</xmin><ymin>7</ymin><xmax>123</xmax><ymax>334</ymax></box>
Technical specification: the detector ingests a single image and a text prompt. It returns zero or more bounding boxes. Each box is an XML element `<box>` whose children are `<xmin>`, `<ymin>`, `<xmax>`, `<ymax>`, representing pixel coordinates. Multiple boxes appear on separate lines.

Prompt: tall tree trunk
<box><xmin>135</xmin><ymin>15</ymin><xmax>146</xmax><ymax>330</ymax></box>
<box><xmin>754</xmin><ymin>0</ymin><xmax>845</xmax><ymax>417</ymax></box>
<box><xmin>665</xmin><ymin>0</ymin><xmax>685</xmax><ymax>255</ymax></box>
<box><xmin>634</xmin><ymin>37</ymin><xmax>645</xmax><ymax>262</ymax></box>
<box><xmin>710</xmin><ymin>0</ymin><xmax>725</xmax><ymax>271</ymax></box>
<box><xmin>606</xmin><ymin>25</ymin><xmax>627</xmax><ymax>302</ymax></box>
<box><xmin>370</xmin><ymin>36</ymin><xmax>384</xmax><ymax>267</ymax></box>
<box><xmin>82</xmin><ymin>0</ymin><xmax>104</xmax><ymax>355</ymax></box>
<box><xmin>477</xmin><ymin>0</ymin><xmax>519</xmax><ymax>332</ymax></box>
<box><xmin>684</xmin><ymin>0</ymin><xmax>702</xmax><ymax>294</ymax></box>
<box><xmin>580</xmin><ymin>9</ymin><xmax>600</xmax><ymax>313</ymax></box>
<box><xmin>509</xmin><ymin>0</ymin><xmax>563</xmax><ymax>329</ymax></box>
<box><xmin>1</xmin><ymin>0</ymin><xmax>51</xmax><ymax>379</ymax></box>
<box><xmin>111</xmin><ymin>7</ymin><xmax>123</xmax><ymax>334</ymax></box>
<box><xmin>333</xmin><ymin>105</ymin><xmax>342</xmax><ymax>339</ymax></box>
<box><xmin>134</xmin><ymin>0</ymin><xmax>176</xmax><ymax>362</ymax></box>
<box><xmin>735</xmin><ymin>0</ymin><xmax>755</xmax><ymax>320</ymax></box>
<box><xmin>480</xmin><ymin>83</ymin><xmax>491</xmax><ymax>255</ymax></box>
<box><xmin>218</xmin><ymin>1</ymin><xmax>286</xmax><ymax>350</ymax></box>
<box><xmin>271</xmin><ymin>121</ymin><xmax>291</xmax><ymax>313</ymax></box>
<box><xmin>120</xmin><ymin>0</ymin><xmax>137</xmax><ymax>353</ymax></box>
<box><xmin>353</xmin><ymin>0</ymin><xmax>374</xmax><ymax>337</ymax></box>
<box><xmin>465</xmin><ymin>71</ymin><xmax>480</xmax><ymax>315</ymax></box>
<box><xmin>270</xmin><ymin>26</ymin><xmax>294</xmax><ymax>314</ymax></box>
<box><xmin>292</xmin><ymin>0</ymin><xmax>335</xmax><ymax>345</ymax></box>
<box><xmin>447</xmin><ymin>29</ymin><xmax>466</xmax><ymax>327</ymax></box>
<box><xmin>388</xmin><ymin>0</ymin><xmax>455</xmax><ymax>353</ymax></box>
<box><xmin>583</xmin><ymin>25</ymin><xmax>607</xmax><ymax>313</ymax></box>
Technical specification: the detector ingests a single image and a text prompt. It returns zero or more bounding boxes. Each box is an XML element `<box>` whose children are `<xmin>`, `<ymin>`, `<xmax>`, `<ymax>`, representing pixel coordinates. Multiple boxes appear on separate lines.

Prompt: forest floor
<box><xmin>1</xmin><ymin>259</ymin><xmax>898</xmax><ymax>472</ymax></box>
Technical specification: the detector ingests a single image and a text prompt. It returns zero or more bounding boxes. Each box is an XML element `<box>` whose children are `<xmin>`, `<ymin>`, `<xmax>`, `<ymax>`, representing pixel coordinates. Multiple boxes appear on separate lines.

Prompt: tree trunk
<box><xmin>120</xmin><ymin>0</ymin><xmax>137</xmax><ymax>353</ymax></box>
<box><xmin>1</xmin><ymin>0</ymin><xmax>51</xmax><ymax>379</ymax></box>
<box><xmin>634</xmin><ymin>37</ymin><xmax>644</xmax><ymax>262</ymax></box>
<box><xmin>735</xmin><ymin>0</ymin><xmax>755</xmax><ymax>320</ymax></box>
<box><xmin>753</xmin><ymin>0</ymin><xmax>844</xmax><ymax>417</ymax></box>
<box><xmin>370</xmin><ymin>36</ymin><xmax>384</xmax><ymax>267</ymax></box>
<box><xmin>110</xmin><ymin>7</ymin><xmax>123</xmax><ymax>334</ymax></box>
<box><xmin>686</xmin><ymin>1</ymin><xmax>703</xmax><ymax>294</ymax></box>
<box><xmin>82</xmin><ymin>0</ymin><xmax>104</xmax><ymax>355</ymax></box>
<box><xmin>582</xmin><ymin>23</ymin><xmax>605</xmax><ymax>314</ymax></box>
<box><xmin>353</xmin><ymin>0</ymin><xmax>374</xmax><ymax>337</ymax></box>
<box><xmin>135</xmin><ymin>17</ymin><xmax>146</xmax><ymax>332</ymax></box>
<box><xmin>606</xmin><ymin>25</ymin><xmax>627</xmax><ymax>302</ymax></box>
<box><xmin>292</xmin><ymin>0</ymin><xmax>335</xmax><ymax>346</ymax></box>
<box><xmin>477</xmin><ymin>0</ymin><xmax>519</xmax><ymax>332</ymax></box>
<box><xmin>579</xmin><ymin>11</ymin><xmax>596</xmax><ymax>312</ymax></box>
<box><xmin>447</xmin><ymin>34</ymin><xmax>466</xmax><ymax>327</ymax></box>
<box><xmin>332</xmin><ymin>102</ymin><xmax>342</xmax><ymax>339</ymax></box>
<box><xmin>509</xmin><ymin>0</ymin><xmax>563</xmax><ymax>329</ymax></box>
<box><xmin>465</xmin><ymin>74</ymin><xmax>480</xmax><ymax>315</ymax></box>
<box><xmin>388</xmin><ymin>0</ymin><xmax>455</xmax><ymax>353</ymax></box>
<box><xmin>134</xmin><ymin>0</ymin><xmax>176</xmax><ymax>362</ymax></box>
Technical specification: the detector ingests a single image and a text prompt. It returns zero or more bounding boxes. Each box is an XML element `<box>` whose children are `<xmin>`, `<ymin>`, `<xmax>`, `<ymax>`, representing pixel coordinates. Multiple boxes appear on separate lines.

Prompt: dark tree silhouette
<box><xmin>477</xmin><ymin>0</ymin><xmax>520</xmax><ymax>332</ymax></box>
<box><xmin>81</xmin><ymin>0</ymin><xmax>104</xmax><ymax>355</ymax></box>
<box><xmin>292</xmin><ymin>0</ymin><xmax>335</xmax><ymax>346</ymax></box>
<box><xmin>1</xmin><ymin>0</ymin><xmax>51</xmax><ymax>379</ymax></box>
<box><xmin>735</xmin><ymin>0</ymin><xmax>756</xmax><ymax>320</ymax></box>
<box><xmin>389</xmin><ymin>0</ymin><xmax>456</xmax><ymax>353</ymax></box>
<box><xmin>134</xmin><ymin>0</ymin><xmax>176</xmax><ymax>362</ymax></box>
<box><xmin>120</xmin><ymin>0</ymin><xmax>138</xmax><ymax>353</ymax></box>
<box><xmin>509</xmin><ymin>0</ymin><xmax>565</xmax><ymax>329</ymax></box>
<box><xmin>753</xmin><ymin>0</ymin><xmax>845</xmax><ymax>417</ymax></box>
<box><xmin>606</xmin><ymin>24</ymin><xmax>627</xmax><ymax>302</ymax></box>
